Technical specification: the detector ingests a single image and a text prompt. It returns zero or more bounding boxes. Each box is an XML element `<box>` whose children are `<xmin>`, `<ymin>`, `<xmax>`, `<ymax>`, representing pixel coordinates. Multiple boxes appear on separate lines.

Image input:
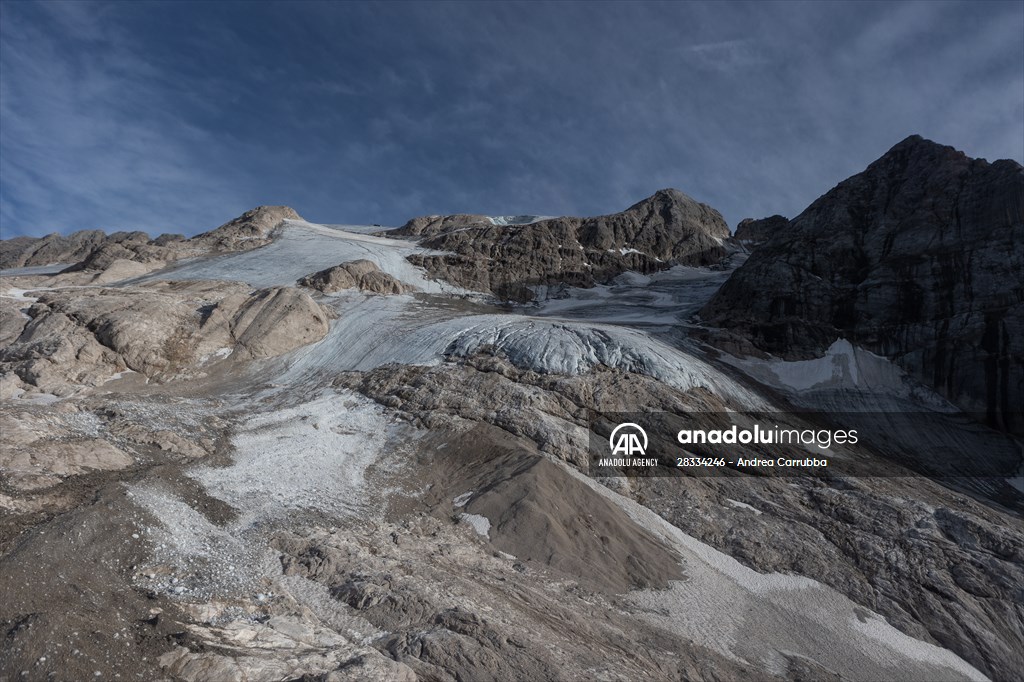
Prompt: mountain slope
<box><xmin>2</xmin><ymin>177</ymin><xmax>1022</xmax><ymax>681</ymax></box>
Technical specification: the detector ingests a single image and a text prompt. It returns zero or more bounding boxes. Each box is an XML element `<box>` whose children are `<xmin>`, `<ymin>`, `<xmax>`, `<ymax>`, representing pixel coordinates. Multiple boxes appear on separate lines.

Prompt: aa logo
<box><xmin>609</xmin><ymin>423</ymin><xmax>648</xmax><ymax>456</ymax></box>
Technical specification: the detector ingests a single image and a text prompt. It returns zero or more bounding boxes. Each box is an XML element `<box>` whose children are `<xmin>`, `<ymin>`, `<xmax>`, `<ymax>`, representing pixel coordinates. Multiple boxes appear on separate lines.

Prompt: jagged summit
<box><xmin>879</xmin><ymin>133</ymin><xmax>987</xmax><ymax>162</ymax></box>
<box><xmin>880</xmin><ymin>134</ymin><xmax>1023</xmax><ymax>173</ymax></box>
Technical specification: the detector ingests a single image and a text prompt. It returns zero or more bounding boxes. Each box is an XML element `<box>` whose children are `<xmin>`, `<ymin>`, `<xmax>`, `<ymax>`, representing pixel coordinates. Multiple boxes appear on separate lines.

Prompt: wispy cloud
<box><xmin>0</xmin><ymin>2</ymin><xmax>263</xmax><ymax>236</ymax></box>
<box><xmin>681</xmin><ymin>39</ymin><xmax>765</xmax><ymax>71</ymax></box>
<box><xmin>0</xmin><ymin>1</ymin><xmax>1021</xmax><ymax>238</ymax></box>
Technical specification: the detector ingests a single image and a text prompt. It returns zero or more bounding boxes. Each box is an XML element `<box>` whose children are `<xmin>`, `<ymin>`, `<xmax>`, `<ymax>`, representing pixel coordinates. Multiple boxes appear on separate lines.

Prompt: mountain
<box><xmin>702</xmin><ymin>135</ymin><xmax>1024</xmax><ymax>432</ymax></box>
<box><xmin>1</xmin><ymin>167</ymin><xmax>1022</xmax><ymax>681</ymax></box>
<box><xmin>397</xmin><ymin>188</ymin><xmax>733</xmax><ymax>301</ymax></box>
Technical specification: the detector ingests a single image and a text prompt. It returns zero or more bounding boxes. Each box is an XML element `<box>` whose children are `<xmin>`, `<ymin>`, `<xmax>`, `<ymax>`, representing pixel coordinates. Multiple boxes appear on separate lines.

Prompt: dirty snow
<box><xmin>534</xmin><ymin>263</ymin><xmax>738</xmax><ymax>322</ymax></box>
<box><xmin>460</xmin><ymin>513</ymin><xmax>491</xmax><ymax>539</ymax></box>
<box><xmin>724</xmin><ymin>498</ymin><xmax>763</xmax><ymax>515</ymax></box>
<box><xmin>487</xmin><ymin>215</ymin><xmax>553</xmax><ymax>226</ymax></box>
<box><xmin>191</xmin><ymin>390</ymin><xmax>398</xmax><ymax>527</ymax></box>
<box><xmin>742</xmin><ymin>339</ymin><xmax>887</xmax><ymax>391</ymax></box>
<box><xmin>147</xmin><ymin>219</ymin><xmax>464</xmax><ymax>294</ymax></box>
<box><xmin>0</xmin><ymin>287</ymin><xmax>42</xmax><ymax>302</ymax></box>
<box><xmin>0</xmin><ymin>263</ymin><xmax>73</xmax><ymax>277</ymax></box>
<box><xmin>563</xmin><ymin>461</ymin><xmax>988</xmax><ymax>682</ymax></box>
<box><xmin>723</xmin><ymin>339</ymin><xmax>957</xmax><ymax>412</ymax></box>
<box><xmin>130</xmin><ymin>484</ymin><xmax>271</xmax><ymax>597</ymax></box>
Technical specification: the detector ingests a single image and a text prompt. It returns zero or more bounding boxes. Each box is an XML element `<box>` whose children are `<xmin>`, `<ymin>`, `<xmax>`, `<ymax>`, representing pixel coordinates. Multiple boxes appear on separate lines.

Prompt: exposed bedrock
<box><xmin>0</xmin><ymin>280</ymin><xmax>329</xmax><ymax>395</ymax></box>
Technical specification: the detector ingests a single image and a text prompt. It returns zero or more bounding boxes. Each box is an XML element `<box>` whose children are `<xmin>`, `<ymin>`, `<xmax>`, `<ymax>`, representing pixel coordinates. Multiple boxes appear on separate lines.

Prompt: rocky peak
<box><xmin>883</xmin><ymin>133</ymin><xmax>968</xmax><ymax>162</ymax></box>
<box><xmin>0</xmin><ymin>229</ymin><xmax>109</xmax><ymax>269</ymax></box>
<box><xmin>194</xmin><ymin>205</ymin><xmax>302</xmax><ymax>251</ymax></box>
<box><xmin>577</xmin><ymin>188</ymin><xmax>730</xmax><ymax>255</ymax></box>
<box><xmin>615</xmin><ymin>188</ymin><xmax>731</xmax><ymax>239</ymax></box>
<box><xmin>702</xmin><ymin>136</ymin><xmax>1024</xmax><ymax>432</ymax></box>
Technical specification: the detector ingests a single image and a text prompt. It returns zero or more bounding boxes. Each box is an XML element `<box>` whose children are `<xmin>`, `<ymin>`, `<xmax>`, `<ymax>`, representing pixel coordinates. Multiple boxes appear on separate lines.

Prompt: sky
<box><xmin>1</xmin><ymin>1</ymin><xmax>1022</xmax><ymax>238</ymax></box>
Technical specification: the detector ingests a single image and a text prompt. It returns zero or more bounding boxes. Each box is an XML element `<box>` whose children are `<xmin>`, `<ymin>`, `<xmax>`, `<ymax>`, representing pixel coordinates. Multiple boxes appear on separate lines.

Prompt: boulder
<box><xmin>230</xmin><ymin>286</ymin><xmax>330</xmax><ymax>358</ymax></box>
<box><xmin>298</xmin><ymin>260</ymin><xmax>411</xmax><ymax>295</ymax></box>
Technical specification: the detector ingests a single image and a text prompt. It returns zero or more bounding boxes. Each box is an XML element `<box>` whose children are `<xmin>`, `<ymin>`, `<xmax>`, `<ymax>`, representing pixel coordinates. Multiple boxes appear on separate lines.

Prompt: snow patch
<box><xmin>486</xmin><ymin>215</ymin><xmax>553</xmax><ymax>226</ymax></box>
<box><xmin>148</xmin><ymin>219</ymin><xmax>465</xmax><ymax>294</ymax></box>
<box><xmin>534</xmin><ymin>264</ymin><xmax>734</xmax><ymax>323</ymax></box>
<box><xmin>104</xmin><ymin>369</ymin><xmax>137</xmax><ymax>384</ymax></box>
<box><xmin>724</xmin><ymin>498</ymin><xmax>763</xmax><ymax>515</ymax></box>
<box><xmin>191</xmin><ymin>390</ymin><xmax>398</xmax><ymax>526</ymax></box>
<box><xmin>452</xmin><ymin>492</ymin><xmax>473</xmax><ymax>508</ymax></box>
<box><xmin>559</xmin><ymin>460</ymin><xmax>988</xmax><ymax>682</ymax></box>
<box><xmin>460</xmin><ymin>513</ymin><xmax>491</xmax><ymax>539</ymax></box>
<box><xmin>723</xmin><ymin>339</ymin><xmax>955</xmax><ymax>411</ymax></box>
<box><xmin>12</xmin><ymin>391</ymin><xmax>62</xmax><ymax>405</ymax></box>
<box><xmin>199</xmin><ymin>347</ymin><xmax>234</xmax><ymax>364</ymax></box>
<box><xmin>0</xmin><ymin>287</ymin><xmax>41</xmax><ymax>302</ymax></box>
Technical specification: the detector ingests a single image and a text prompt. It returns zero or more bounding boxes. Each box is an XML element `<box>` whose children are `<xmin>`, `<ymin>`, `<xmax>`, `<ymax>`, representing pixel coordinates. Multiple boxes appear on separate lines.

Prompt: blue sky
<box><xmin>1</xmin><ymin>1</ymin><xmax>1022</xmax><ymax>238</ymax></box>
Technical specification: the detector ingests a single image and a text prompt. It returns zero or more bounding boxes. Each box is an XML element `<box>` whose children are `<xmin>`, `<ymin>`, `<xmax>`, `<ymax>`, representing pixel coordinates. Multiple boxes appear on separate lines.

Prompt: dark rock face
<box><xmin>702</xmin><ymin>135</ymin><xmax>1024</xmax><ymax>432</ymax></box>
<box><xmin>733</xmin><ymin>215</ymin><xmax>788</xmax><ymax>248</ymax></box>
<box><xmin>397</xmin><ymin>189</ymin><xmax>732</xmax><ymax>301</ymax></box>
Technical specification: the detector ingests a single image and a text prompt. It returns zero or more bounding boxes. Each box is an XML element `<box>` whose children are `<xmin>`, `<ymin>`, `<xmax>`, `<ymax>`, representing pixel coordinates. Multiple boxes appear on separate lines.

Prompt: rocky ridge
<box><xmin>1</xmin><ymin>205</ymin><xmax>301</xmax><ymax>275</ymax></box>
<box><xmin>396</xmin><ymin>188</ymin><xmax>733</xmax><ymax>301</ymax></box>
